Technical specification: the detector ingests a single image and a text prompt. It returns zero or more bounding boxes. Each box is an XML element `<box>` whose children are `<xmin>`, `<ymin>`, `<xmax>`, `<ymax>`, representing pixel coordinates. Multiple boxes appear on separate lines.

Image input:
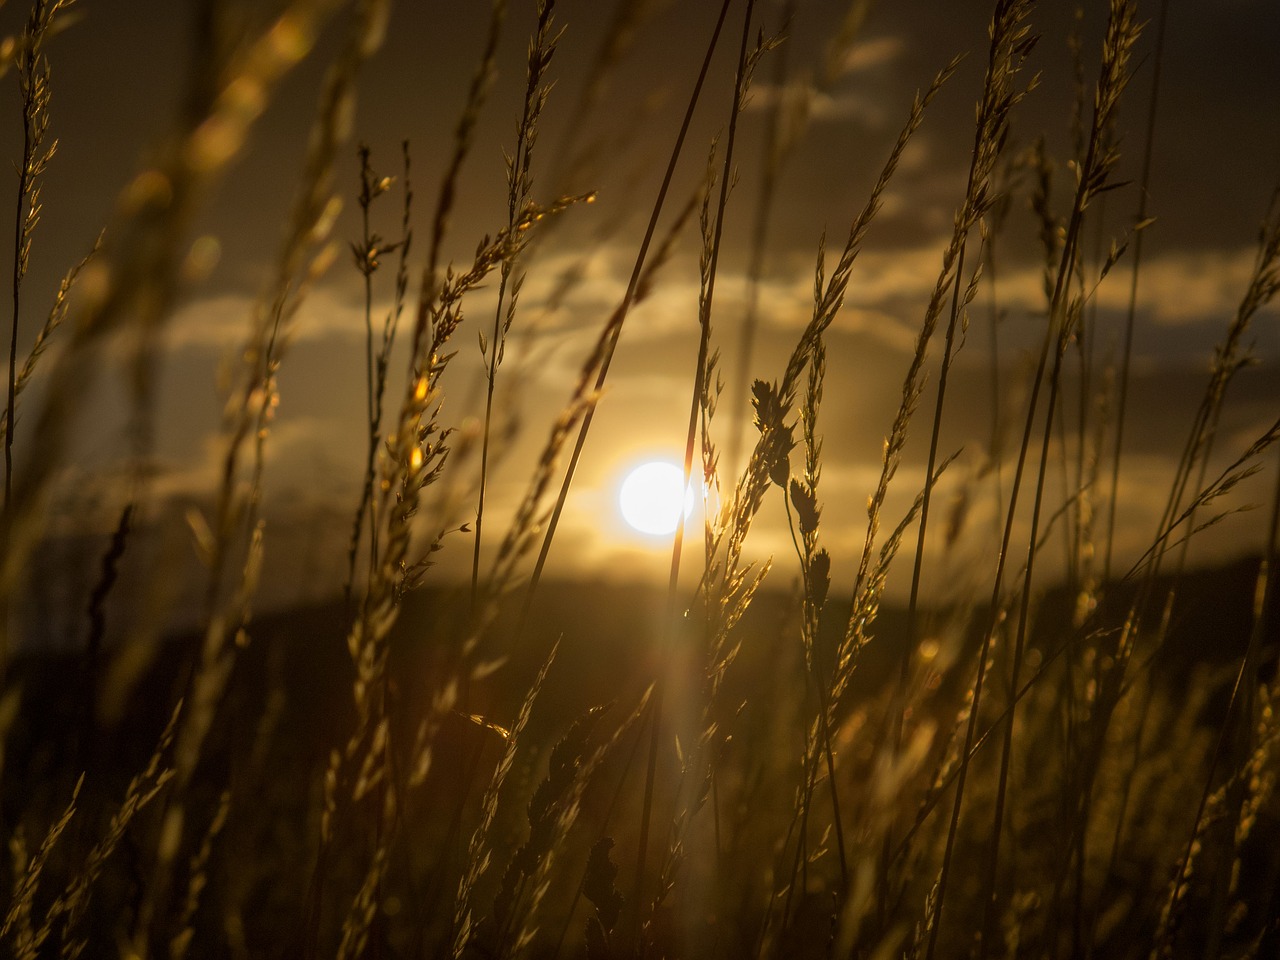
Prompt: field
<box><xmin>1</xmin><ymin>0</ymin><xmax>1279</xmax><ymax>958</ymax></box>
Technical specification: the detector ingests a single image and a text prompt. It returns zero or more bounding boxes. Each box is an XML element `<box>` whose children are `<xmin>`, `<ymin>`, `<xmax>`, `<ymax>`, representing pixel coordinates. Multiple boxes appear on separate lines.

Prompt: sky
<box><xmin>2</xmin><ymin>0</ymin><xmax>1278</xmax><ymax>624</ymax></box>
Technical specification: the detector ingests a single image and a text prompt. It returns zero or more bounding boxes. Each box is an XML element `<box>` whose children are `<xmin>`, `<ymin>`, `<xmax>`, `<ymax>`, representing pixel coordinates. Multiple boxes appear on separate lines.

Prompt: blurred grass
<box><xmin>1</xmin><ymin>0</ymin><xmax>1278</xmax><ymax>958</ymax></box>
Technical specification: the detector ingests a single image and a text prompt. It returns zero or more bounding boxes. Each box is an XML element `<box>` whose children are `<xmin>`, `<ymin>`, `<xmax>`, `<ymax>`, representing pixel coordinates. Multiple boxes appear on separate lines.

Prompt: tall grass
<box><xmin>1</xmin><ymin>0</ymin><xmax>1278</xmax><ymax>958</ymax></box>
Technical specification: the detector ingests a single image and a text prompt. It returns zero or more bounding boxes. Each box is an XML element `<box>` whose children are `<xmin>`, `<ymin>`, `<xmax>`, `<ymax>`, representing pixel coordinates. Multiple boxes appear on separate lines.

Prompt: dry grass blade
<box><xmin>344</xmin><ymin>141</ymin><xmax>410</xmax><ymax>600</ymax></box>
<box><xmin>921</xmin><ymin>2</ymin><xmax>1143</xmax><ymax>955</ymax></box>
<box><xmin>2</xmin><ymin>775</ymin><xmax>81</xmax><ymax>957</ymax></box>
<box><xmin>452</xmin><ymin>638</ymin><xmax>560</xmax><ymax>958</ymax></box>
<box><xmin>0</xmin><ymin>0</ymin><xmax>355</xmax><ymax>654</ymax></box>
<box><xmin>0</xmin><ymin>231</ymin><xmax>100</xmax><ymax>449</ymax></box>
<box><xmin>5</xmin><ymin>0</ymin><xmax>75</xmax><ymax>508</ymax></box>
<box><xmin>883</xmin><ymin>7</ymin><xmax>1038</xmax><ymax>922</ymax></box>
<box><xmin>512</xmin><ymin>0</ymin><xmax>736</xmax><ymax>637</ymax></box>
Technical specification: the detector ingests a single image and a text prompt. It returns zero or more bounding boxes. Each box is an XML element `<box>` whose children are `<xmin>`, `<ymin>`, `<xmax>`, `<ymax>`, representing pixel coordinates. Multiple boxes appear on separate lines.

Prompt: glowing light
<box><xmin>618</xmin><ymin>461</ymin><xmax>693</xmax><ymax>536</ymax></box>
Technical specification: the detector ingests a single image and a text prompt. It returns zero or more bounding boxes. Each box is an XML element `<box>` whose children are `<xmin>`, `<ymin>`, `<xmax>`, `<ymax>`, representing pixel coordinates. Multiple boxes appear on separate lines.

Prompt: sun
<box><xmin>618</xmin><ymin>460</ymin><xmax>693</xmax><ymax>536</ymax></box>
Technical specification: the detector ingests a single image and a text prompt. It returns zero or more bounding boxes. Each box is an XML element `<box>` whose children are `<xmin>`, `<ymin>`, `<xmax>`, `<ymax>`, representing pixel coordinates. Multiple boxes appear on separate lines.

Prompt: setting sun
<box><xmin>618</xmin><ymin>460</ymin><xmax>693</xmax><ymax>536</ymax></box>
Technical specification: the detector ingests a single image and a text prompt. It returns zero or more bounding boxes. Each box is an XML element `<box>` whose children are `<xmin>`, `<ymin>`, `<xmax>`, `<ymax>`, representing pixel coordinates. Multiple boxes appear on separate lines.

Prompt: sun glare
<box><xmin>618</xmin><ymin>460</ymin><xmax>693</xmax><ymax>536</ymax></box>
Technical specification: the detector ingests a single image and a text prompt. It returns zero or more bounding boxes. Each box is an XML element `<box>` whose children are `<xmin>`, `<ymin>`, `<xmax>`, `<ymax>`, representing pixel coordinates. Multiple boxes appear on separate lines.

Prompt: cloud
<box><xmin>744</xmin><ymin>34</ymin><xmax>905</xmax><ymax>129</ymax></box>
<box><xmin>163</xmin><ymin>283</ymin><xmax>370</xmax><ymax>352</ymax></box>
<box><xmin>836</xmin><ymin>36</ymin><xmax>907</xmax><ymax>77</ymax></box>
<box><xmin>802</xmin><ymin>238</ymin><xmax>1271</xmax><ymax>332</ymax></box>
<box><xmin>746</xmin><ymin>81</ymin><xmax>888</xmax><ymax>128</ymax></box>
<box><xmin>1091</xmin><ymin>247</ymin><xmax>1265</xmax><ymax>325</ymax></box>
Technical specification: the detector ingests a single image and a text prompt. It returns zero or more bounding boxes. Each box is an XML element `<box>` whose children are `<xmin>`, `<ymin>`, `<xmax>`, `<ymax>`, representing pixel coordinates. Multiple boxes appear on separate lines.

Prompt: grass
<box><xmin>1</xmin><ymin>0</ymin><xmax>1279</xmax><ymax>957</ymax></box>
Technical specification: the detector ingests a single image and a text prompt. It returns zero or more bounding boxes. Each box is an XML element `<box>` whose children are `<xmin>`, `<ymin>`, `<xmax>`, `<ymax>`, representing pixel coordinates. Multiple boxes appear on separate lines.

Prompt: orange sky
<box><xmin>2</xmin><ymin>0</ymin><xmax>1278</xmax><ymax>624</ymax></box>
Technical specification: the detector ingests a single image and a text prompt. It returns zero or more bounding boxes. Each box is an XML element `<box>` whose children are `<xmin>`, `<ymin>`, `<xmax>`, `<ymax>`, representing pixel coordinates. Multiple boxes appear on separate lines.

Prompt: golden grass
<box><xmin>1</xmin><ymin>0</ymin><xmax>1279</xmax><ymax>958</ymax></box>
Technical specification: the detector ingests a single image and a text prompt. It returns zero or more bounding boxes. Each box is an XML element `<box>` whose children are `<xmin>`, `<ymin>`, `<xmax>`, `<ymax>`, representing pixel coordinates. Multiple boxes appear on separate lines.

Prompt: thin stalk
<box><xmin>887</xmin><ymin>237</ymin><xmax>970</xmax><ymax>895</ymax></box>
<box><xmin>413</xmin><ymin>0</ymin><xmax>508</xmax><ymax>360</ymax></box>
<box><xmin>782</xmin><ymin>489</ymin><xmax>850</xmax><ymax>896</ymax></box>
<box><xmin>927</xmin><ymin>4</ymin><xmax>1140</xmax><ymax>951</ymax></box>
<box><xmin>637</xmin><ymin>2</ymin><xmax>756</xmax><ymax>949</ymax></box>
<box><xmin>368</xmin><ymin>143</ymin><xmax>413</xmax><ymax>587</ymax></box>
<box><xmin>344</xmin><ymin>145</ymin><xmax>381</xmax><ymax>600</ymax></box>
<box><xmin>986</xmin><ymin>212</ymin><xmax>1007</xmax><ymax>538</ymax></box>
<box><xmin>472</xmin><ymin>0</ymin><xmax>559</xmax><ymax>616</ymax></box>
<box><xmin>864</xmin><ymin>0</ymin><xmax>1037</xmax><ymax>935</ymax></box>
<box><xmin>361</xmin><ymin>158</ymin><xmax>376</xmax><ymax>455</ymax></box>
<box><xmin>744</xmin><ymin>54</ymin><xmax>961</xmax><ymax>950</ymax></box>
<box><xmin>1090</xmin><ymin>204</ymin><xmax>1280</xmax><ymax>883</ymax></box>
<box><xmin>513</xmin><ymin>0</ymin><xmax>732</xmax><ymax>635</ymax></box>
<box><xmin>362</xmin><ymin>203</ymin><xmax>379</xmax><ymax>585</ymax></box>
<box><xmin>1202</xmin><ymin>450</ymin><xmax>1280</xmax><ymax>954</ymax></box>
<box><xmin>78</xmin><ymin>501</ymin><xmax>133</xmax><ymax>773</ymax></box>
<box><xmin>6</xmin><ymin>109</ymin><xmax>31</xmax><ymax>512</ymax></box>
<box><xmin>727</xmin><ymin>0</ymin><xmax>795</xmax><ymax>479</ymax></box>
<box><xmin>1104</xmin><ymin>0</ymin><xmax>1171</xmax><ymax>582</ymax></box>
<box><xmin>1095</xmin><ymin>410</ymin><xmax>1270</xmax><ymax>944</ymax></box>
<box><xmin>779</xmin><ymin>723</ymin><xmax>822</xmax><ymax>942</ymax></box>
<box><xmin>1068</xmin><ymin>201</ymin><xmax>1101</xmax><ymax>595</ymax></box>
<box><xmin>1155</xmin><ymin>546</ymin><xmax>1274</xmax><ymax>957</ymax></box>
<box><xmin>981</xmin><ymin>315</ymin><xmax>1072</xmax><ymax>957</ymax></box>
<box><xmin>7</xmin><ymin>0</ymin><xmax>60</xmax><ymax>510</ymax></box>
